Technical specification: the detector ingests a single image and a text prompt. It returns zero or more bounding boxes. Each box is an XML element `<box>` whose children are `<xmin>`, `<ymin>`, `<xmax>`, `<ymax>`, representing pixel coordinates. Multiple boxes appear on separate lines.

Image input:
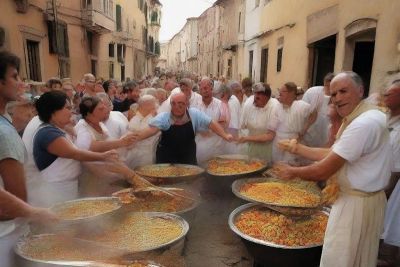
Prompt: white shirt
<box><xmin>103</xmin><ymin>111</ymin><xmax>128</xmax><ymax>140</ymax></box>
<box><xmin>74</xmin><ymin>120</ymin><xmax>109</xmax><ymax>150</ymax></box>
<box><xmin>302</xmin><ymin>86</ymin><xmax>330</xmax><ymax>147</ymax></box>
<box><xmin>228</xmin><ymin>95</ymin><xmax>241</xmax><ymax>130</ymax></box>
<box><xmin>192</xmin><ymin>97</ymin><xmax>222</xmax><ymax>122</ymax></box>
<box><xmin>333</xmin><ymin>110</ymin><xmax>392</xmax><ymax>192</ymax></box>
<box><xmin>388</xmin><ymin>114</ymin><xmax>400</xmax><ymax>172</ymax></box>
<box><xmin>22</xmin><ymin>116</ymin><xmax>42</xmax><ymax>185</ymax></box>
<box><xmin>126</xmin><ymin>112</ymin><xmax>159</xmax><ymax>168</ymax></box>
<box><xmin>276</xmin><ymin>100</ymin><xmax>311</xmax><ymax>135</ymax></box>
<box><xmin>241</xmin><ymin>99</ymin><xmax>279</xmax><ymax>133</ymax></box>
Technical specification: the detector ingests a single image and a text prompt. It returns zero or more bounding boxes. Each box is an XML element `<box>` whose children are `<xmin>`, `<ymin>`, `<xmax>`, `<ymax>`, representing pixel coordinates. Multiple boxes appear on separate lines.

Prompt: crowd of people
<box><xmin>1</xmin><ymin>49</ymin><xmax>400</xmax><ymax>267</ymax></box>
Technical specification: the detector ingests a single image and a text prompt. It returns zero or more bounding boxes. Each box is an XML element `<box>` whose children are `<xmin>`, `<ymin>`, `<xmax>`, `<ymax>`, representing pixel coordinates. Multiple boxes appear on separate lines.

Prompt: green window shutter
<box><xmin>116</xmin><ymin>5</ymin><xmax>122</xmax><ymax>32</ymax></box>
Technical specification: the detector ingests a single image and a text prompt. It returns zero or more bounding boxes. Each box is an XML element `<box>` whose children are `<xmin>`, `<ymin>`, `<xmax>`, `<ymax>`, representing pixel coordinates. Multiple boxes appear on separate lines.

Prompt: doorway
<box><xmin>249</xmin><ymin>50</ymin><xmax>253</xmax><ymax>79</ymax></box>
<box><xmin>310</xmin><ymin>34</ymin><xmax>336</xmax><ymax>86</ymax></box>
<box><xmin>352</xmin><ymin>41</ymin><xmax>374</xmax><ymax>97</ymax></box>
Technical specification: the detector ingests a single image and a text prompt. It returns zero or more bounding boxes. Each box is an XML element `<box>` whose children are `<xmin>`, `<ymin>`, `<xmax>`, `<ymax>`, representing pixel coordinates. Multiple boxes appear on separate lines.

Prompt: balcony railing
<box><xmin>82</xmin><ymin>0</ymin><xmax>115</xmax><ymax>33</ymax></box>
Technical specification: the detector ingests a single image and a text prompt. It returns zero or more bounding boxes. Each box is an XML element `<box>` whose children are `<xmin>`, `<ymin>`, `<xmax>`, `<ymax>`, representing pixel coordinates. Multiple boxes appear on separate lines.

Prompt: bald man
<box><xmin>277</xmin><ymin>72</ymin><xmax>391</xmax><ymax>267</ymax></box>
<box><xmin>136</xmin><ymin>93</ymin><xmax>233</xmax><ymax>164</ymax></box>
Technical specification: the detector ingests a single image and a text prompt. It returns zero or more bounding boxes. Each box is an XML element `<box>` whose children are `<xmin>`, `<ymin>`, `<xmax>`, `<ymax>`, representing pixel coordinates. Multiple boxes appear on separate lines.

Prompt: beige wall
<box><xmin>0</xmin><ymin>0</ymin><xmax>91</xmax><ymax>83</ymax></box>
<box><xmin>0</xmin><ymin>0</ymin><xmax>160</xmax><ymax>83</ymax></box>
<box><xmin>258</xmin><ymin>0</ymin><xmax>400</xmax><ymax>94</ymax></box>
<box><xmin>198</xmin><ymin>6</ymin><xmax>221</xmax><ymax>77</ymax></box>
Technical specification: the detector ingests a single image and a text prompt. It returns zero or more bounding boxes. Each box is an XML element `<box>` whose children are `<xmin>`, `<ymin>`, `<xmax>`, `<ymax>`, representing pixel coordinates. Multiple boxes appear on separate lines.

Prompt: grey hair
<box><xmin>179</xmin><ymin>78</ymin><xmax>193</xmax><ymax>88</ymax></box>
<box><xmin>253</xmin><ymin>82</ymin><xmax>265</xmax><ymax>92</ymax></box>
<box><xmin>336</xmin><ymin>71</ymin><xmax>364</xmax><ymax>88</ymax></box>
<box><xmin>137</xmin><ymin>94</ymin><xmax>157</xmax><ymax>106</ymax></box>
<box><xmin>201</xmin><ymin>77</ymin><xmax>213</xmax><ymax>87</ymax></box>
<box><xmin>143</xmin><ymin>88</ymin><xmax>157</xmax><ymax>97</ymax></box>
<box><xmin>214</xmin><ymin>83</ymin><xmax>232</xmax><ymax>99</ymax></box>
<box><xmin>96</xmin><ymin>92</ymin><xmax>111</xmax><ymax>104</ymax></box>
<box><xmin>96</xmin><ymin>92</ymin><xmax>113</xmax><ymax>109</ymax></box>
<box><xmin>228</xmin><ymin>81</ymin><xmax>242</xmax><ymax>92</ymax></box>
<box><xmin>83</xmin><ymin>73</ymin><xmax>95</xmax><ymax>82</ymax></box>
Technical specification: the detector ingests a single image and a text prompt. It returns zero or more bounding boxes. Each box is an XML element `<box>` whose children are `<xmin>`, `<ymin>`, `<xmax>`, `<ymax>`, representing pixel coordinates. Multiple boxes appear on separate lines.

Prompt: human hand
<box><xmin>102</xmin><ymin>150</ymin><xmax>119</xmax><ymax>162</ymax></box>
<box><xmin>29</xmin><ymin>207</ymin><xmax>59</xmax><ymax>224</ymax></box>
<box><xmin>277</xmin><ymin>139</ymin><xmax>298</xmax><ymax>153</ymax></box>
<box><xmin>119</xmin><ymin>132</ymin><xmax>137</xmax><ymax>147</ymax></box>
<box><xmin>236</xmin><ymin>136</ymin><xmax>247</xmax><ymax>143</ymax></box>
<box><xmin>271</xmin><ymin>162</ymin><xmax>296</xmax><ymax>180</ymax></box>
<box><xmin>225</xmin><ymin>133</ymin><xmax>234</xmax><ymax>142</ymax></box>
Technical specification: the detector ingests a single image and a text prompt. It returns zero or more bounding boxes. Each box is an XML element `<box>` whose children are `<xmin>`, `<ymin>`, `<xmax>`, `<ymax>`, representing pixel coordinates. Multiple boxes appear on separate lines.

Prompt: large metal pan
<box><xmin>112</xmin><ymin>187</ymin><xmax>201</xmax><ymax>215</ymax></box>
<box><xmin>228</xmin><ymin>203</ymin><xmax>329</xmax><ymax>249</ymax></box>
<box><xmin>15</xmin><ymin>212</ymin><xmax>188</xmax><ymax>266</ymax></box>
<box><xmin>133</xmin><ymin>164</ymin><xmax>204</xmax><ymax>184</ymax></box>
<box><xmin>49</xmin><ymin>197</ymin><xmax>122</xmax><ymax>224</ymax></box>
<box><xmin>206</xmin><ymin>154</ymin><xmax>268</xmax><ymax>177</ymax></box>
<box><xmin>231</xmin><ymin>177</ymin><xmax>322</xmax><ymax>209</ymax></box>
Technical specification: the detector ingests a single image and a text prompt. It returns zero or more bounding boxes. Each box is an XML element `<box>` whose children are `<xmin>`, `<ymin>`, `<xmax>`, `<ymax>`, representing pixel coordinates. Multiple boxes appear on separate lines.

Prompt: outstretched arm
<box><xmin>238</xmin><ymin>130</ymin><xmax>275</xmax><ymax>143</ymax></box>
<box><xmin>209</xmin><ymin>120</ymin><xmax>233</xmax><ymax>141</ymax></box>
<box><xmin>277</xmin><ymin>151</ymin><xmax>346</xmax><ymax>181</ymax></box>
<box><xmin>0</xmin><ymin>188</ymin><xmax>58</xmax><ymax>222</ymax></box>
<box><xmin>278</xmin><ymin>139</ymin><xmax>331</xmax><ymax>161</ymax></box>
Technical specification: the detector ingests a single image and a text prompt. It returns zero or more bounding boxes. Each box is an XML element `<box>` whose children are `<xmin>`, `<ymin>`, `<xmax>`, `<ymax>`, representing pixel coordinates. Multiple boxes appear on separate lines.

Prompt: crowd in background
<box><xmin>1</xmin><ymin>48</ymin><xmax>400</xmax><ymax>267</ymax></box>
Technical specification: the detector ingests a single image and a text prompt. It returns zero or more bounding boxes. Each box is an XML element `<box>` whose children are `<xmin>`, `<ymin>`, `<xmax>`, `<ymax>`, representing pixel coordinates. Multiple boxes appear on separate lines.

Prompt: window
<box><xmin>108</xmin><ymin>43</ymin><xmax>114</xmax><ymax>57</ymax></box>
<box><xmin>91</xmin><ymin>60</ymin><xmax>96</xmax><ymax>77</ymax></box>
<box><xmin>238</xmin><ymin>12</ymin><xmax>241</xmax><ymax>33</ymax></box>
<box><xmin>151</xmin><ymin>12</ymin><xmax>158</xmax><ymax>24</ymax></box>
<box><xmin>249</xmin><ymin>50</ymin><xmax>253</xmax><ymax>79</ymax></box>
<box><xmin>26</xmin><ymin>40</ymin><xmax>41</xmax><ymax>81</ymax></box>
<box><xmin>277</xmin><ymin>48</ymin><xmax>283</xmax><ymax>72</ymax></box>
<box><xmin>0</xmin><ymin>27</ymin><xmax>5</xmax><ymax>47</ymax></box>
<box><xmin>227</xmin><ymin>59</ymin><xmax>232</xmax><ymax>79</ymax></box>
<box><xmin>277</xmin><ymin>37</ymin><xmax>284</xmax><ymax>72</ymax></box>
<box><xmin>117</xmin><ymin>43</ymin><xmax>123</xmax><ymax>62</ymax></box>
<box><xmin>109</xmin><ymin>61</ymin><xmax>114</xmax><ymax>78</ymax></box>
<box><xmin>260</xmin><ymin>48</ymin><xmax>268</xmax><ymax>82</ymax></box>
<box><xmin>59</xmin><ymin>58</ymin><xmax>70</xmax><ymax>78</ymax></box>
<box><xmin>47</xmin><ymin>21</ymin><xmax>69</xmax><ymax>57</ymax></box>
<box><xmin>155</xmin><ymin>42</ymin><xmax>160</xmax><ymax>55</ymax></box>
<box><xmin>116</xmin><ymin>4</ymin><xmax>122</xmax><ymax>32</ymax></box>
<box><xmin>121</xmin><ymin>65</ymin><xmax>125</xmax><ymax>81</ymax></box>
<box><xmin>87</xmin><ymin>31</ymin><xmax>93</xmax><ymax>54</ymax></box>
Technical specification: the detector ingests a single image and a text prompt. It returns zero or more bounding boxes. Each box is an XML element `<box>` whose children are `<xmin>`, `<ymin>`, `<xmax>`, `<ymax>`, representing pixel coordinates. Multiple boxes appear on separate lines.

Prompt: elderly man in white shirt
<box><xmin>193</xmin><ymin>78</ymin><xmax>225</xmax><ymax>165</ymax></box>
<box><xmin>158</xmin><ymin>78</ymin><xmax>202</xmax><ymax>113</ymax></box>
<box><xmin>126</xmin><ymin>95</ymin><xmax>159</xmax><ymax>168</ymax></box>
<box><xmin>302</xmin><ymin>73</ymin><xmax>334</xmax><ymax>148</ymax></box>
<box><xmin>97</xmin><ymin>93</ymin><xmax>128</xmax><ymax>140</ymax></box>
<box><xmin>277</xmin><ymin>72</ymin><xmax>392</xmax><ymax>267</ymax></box>
<box><xmin>274</xmin><ymin>82</ymin><xmax>315</xmax><ymax>163</ymax></box>
<box><xmin>214</xmin><ymin>83</ymin><xmax>240</xmax><ymax>154</ymax></box>
<box><xmin>239</xmin><ymin>83</ymin><xmax>278</xmax><ymax>164</ymax></box>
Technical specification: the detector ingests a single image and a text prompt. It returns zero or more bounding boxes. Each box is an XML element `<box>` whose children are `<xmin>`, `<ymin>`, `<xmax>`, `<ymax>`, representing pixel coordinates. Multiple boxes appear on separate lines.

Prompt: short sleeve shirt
<box><xmin>0</xmin><ymin>116</ymin><xmax>25</xmax><ymax>164</ymax></box>
<box><xmin>332</xmin><ymin>110</ymin><xmax>392</xmax><ymax>191</ymax></box>
<box><xmin>33</xmin><ymin>125</ymin><xmax>65</xmax><ymax>171</ymax></box>
<box><xmin>149</xmin><ymin>107</ymin><xmax>212</xmax><ymax>133</ymax></box>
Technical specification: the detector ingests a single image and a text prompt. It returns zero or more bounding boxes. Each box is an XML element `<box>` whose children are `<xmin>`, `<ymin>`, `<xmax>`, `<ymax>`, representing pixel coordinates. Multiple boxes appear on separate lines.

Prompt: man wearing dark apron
<box><xmin>136</xmin><ymin>93</ymin><xmax>233</xmax><ymax>165</ymax></box>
